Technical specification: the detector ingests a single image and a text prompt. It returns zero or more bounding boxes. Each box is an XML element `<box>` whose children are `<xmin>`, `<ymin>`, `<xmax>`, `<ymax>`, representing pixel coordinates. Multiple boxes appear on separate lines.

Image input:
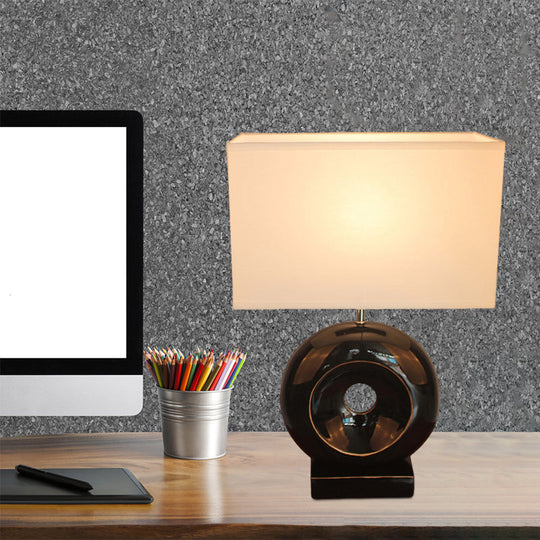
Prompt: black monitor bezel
<box><xmin>0</xmin><ymin>110</ymin><xmax>143</xmax><ymax>375</ymax></box>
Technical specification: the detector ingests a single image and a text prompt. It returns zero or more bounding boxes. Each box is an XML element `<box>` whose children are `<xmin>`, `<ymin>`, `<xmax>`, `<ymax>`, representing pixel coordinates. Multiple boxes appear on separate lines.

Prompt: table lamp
<box><xmin>226</xmin><ymin>132</ymin><xmax>505</xmax><ymax>499</ymax></box>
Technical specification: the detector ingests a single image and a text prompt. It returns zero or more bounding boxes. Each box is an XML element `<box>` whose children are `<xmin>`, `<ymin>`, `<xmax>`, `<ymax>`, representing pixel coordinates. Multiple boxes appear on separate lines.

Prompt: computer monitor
<box><xmin>0</xmin><ymin>110</ymin><xmax>143</xmax><ymax>416</ymax></box>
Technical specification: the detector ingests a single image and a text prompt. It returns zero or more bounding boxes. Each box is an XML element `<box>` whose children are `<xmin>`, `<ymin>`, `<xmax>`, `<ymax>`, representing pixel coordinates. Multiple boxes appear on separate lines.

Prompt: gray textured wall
<box><xmin>1</xmin><ymin>1</ymin><xmax>538</xmax><ymax>437</ymax></box>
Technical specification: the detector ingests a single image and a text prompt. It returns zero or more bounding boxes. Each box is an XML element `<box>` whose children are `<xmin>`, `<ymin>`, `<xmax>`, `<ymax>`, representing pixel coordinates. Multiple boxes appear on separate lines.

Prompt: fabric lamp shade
<box><xmin>226</xmin><ymin>133</ymin><xmax>505</xmax><ymax>309</ymax></box>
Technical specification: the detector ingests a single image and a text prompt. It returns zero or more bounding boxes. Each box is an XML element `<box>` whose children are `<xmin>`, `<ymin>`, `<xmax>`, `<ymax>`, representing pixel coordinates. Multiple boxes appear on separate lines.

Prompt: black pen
<box><xmin>15</xmin><ymin>464</ymin><xmax>93</xmax><ymax>491</ymax></box>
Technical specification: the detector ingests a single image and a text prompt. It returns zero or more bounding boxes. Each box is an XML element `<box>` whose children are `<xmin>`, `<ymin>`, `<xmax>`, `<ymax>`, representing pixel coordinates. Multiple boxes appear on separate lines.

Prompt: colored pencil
<box><xmin>180</xmin><ymin>356</ymin><xmax>193</xmax><ymax>391</ymax></box>
<box><xmin>208</xmin><ymin>361</ymin><xmax>228</xmax><ymax>391</ymax></box>
<box><xmin>162</xmin><ymin>359</ymin><xmax>169</xmax><ymax>388</ymax></box>
<box><xmin>189</xmin><ymin>360</ymin><xmax>206</xmax><ymax>391</ymax></box>
<box><xmin>225</xmin><ymin>355</ymin><xmax>245</xmax><ymax>389</ymax></box>
<box><xmin>214</xmin><ymin>359</ymin><xmax>235</xmax><ymax>391</ymax></box>
<box><xmin>222</xmin><ymin>358</ymin><xmax>239</xmax><ymax>389</ymax></box>
<box><xmin>196</xmin><ymin>360</ymin><xmax>213</xmax><ymax>391</ymax></box>
<box><xmin>186</xmin><ymin>358</ymin><xmax>198</xmax><ymax>389</ymax></box>
<box><xmin>174</xmin><ymin>359</ymin><xmax>183</xmax><ymax>390</ymax></box>
<box><xmin>153</xmin><ymin>360</ymin><xmax>163</xmax><ymax>387</ymax></box>
<box><xmin>144</xmin><ymin>348</ymin><xmax>246</xmax><ymax>391</ymax></box>
<box><xmin>145</xmin><ymin>359</ymin><xmax>158</xmax><ymax>385</ymax></box>
<box><xmin>202</xmin><ymin>361</ymin><xmax>222</xmax><ymax>391</ymax></box>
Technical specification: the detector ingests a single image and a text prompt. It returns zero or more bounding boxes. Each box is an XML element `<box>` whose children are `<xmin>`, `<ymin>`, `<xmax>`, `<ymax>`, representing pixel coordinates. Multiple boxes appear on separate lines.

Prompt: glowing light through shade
<box><xmin>227</xmin><ymin>132</ymin><xmax>505</xmax><ymax>309</ymax></box>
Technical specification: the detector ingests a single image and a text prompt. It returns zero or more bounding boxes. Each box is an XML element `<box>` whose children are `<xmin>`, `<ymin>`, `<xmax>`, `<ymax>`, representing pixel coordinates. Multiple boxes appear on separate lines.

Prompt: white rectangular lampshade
<box><xmin>226</xmin><ymin>133</ymin><xmax>505</xmax><ymax>309</ymax></box>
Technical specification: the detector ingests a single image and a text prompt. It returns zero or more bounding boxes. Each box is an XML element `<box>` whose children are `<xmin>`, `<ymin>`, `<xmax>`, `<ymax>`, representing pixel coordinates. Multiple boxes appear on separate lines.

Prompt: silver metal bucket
<box><xmin>157</xmin><ymin>387</ymin><xmax>232</xmax><ymax>459</ymax></box>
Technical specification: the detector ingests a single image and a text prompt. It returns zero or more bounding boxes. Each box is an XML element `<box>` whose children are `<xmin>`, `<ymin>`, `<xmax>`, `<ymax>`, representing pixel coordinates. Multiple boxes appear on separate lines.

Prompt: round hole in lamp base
<box><xmin>280</xmin><ymin>320</ymin><xmax>439</xmax><ymax>499</ymax></box>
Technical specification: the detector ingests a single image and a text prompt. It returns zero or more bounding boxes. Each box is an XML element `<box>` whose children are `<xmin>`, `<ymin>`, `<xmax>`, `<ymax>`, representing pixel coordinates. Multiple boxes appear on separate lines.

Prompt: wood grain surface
<box><xmin>1</xmin><ymin>432</ymin><xmax>539</xmax><ymax>539</ymax></box>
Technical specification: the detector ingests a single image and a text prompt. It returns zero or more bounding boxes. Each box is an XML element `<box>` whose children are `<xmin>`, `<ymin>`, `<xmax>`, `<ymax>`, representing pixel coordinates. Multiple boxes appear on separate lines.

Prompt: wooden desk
<box><xmin>1</xmin><ymin>432</ymin><xmax>538</xmax><ymax>539</ymax></box>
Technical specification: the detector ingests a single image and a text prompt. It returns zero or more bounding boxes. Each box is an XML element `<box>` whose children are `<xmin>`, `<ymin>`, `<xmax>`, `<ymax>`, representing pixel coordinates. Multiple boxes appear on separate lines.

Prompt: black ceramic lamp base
<box><xmin>280</xmin><ymin>319</ymin><xmax>439</xmax><ymax>500</ymax></box>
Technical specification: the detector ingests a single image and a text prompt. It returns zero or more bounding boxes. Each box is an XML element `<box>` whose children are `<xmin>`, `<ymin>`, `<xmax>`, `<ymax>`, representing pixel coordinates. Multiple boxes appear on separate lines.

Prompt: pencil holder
<box><xmin>157</xmin><ymin>387</ymin><xmax>232</xmax><ymax>459</ymax></box>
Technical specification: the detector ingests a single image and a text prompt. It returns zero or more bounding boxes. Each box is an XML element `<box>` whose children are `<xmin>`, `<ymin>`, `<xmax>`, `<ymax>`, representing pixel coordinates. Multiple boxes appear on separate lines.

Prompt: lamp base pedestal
<box><xmin>311</xmin><ymin>457</ymin><xmax>414</xmax><ymax>499</ymax></box>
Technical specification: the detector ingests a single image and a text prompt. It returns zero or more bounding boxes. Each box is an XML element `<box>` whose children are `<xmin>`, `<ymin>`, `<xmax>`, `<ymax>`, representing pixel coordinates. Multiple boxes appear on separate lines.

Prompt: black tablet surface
<box><xmin>0</xmin><ymin>468</ymin><xmax>153</xmax><ymax>504</ymax></box>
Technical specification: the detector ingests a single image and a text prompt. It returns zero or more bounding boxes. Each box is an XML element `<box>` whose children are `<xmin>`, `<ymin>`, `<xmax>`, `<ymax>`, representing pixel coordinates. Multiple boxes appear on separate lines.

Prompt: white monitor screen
<box><xmin>0</xmin><ymin>127</ymin><xmax>126</xmax><ymax>359</ymax></box>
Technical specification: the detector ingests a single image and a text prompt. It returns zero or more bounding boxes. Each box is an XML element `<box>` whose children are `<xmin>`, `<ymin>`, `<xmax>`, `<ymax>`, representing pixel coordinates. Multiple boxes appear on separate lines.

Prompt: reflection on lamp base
<box><xmin>311</xmin><ymin>456</ymin><xmax>414</xmax><ymax>499</ymax></box>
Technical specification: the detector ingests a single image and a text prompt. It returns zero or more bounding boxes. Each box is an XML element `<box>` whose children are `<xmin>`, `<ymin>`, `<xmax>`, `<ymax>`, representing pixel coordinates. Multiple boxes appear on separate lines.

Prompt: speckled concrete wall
<box><xmin>1</xmin><ymin>1</ymin><xmax>538</xmax><ymax>436</ymax></box>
